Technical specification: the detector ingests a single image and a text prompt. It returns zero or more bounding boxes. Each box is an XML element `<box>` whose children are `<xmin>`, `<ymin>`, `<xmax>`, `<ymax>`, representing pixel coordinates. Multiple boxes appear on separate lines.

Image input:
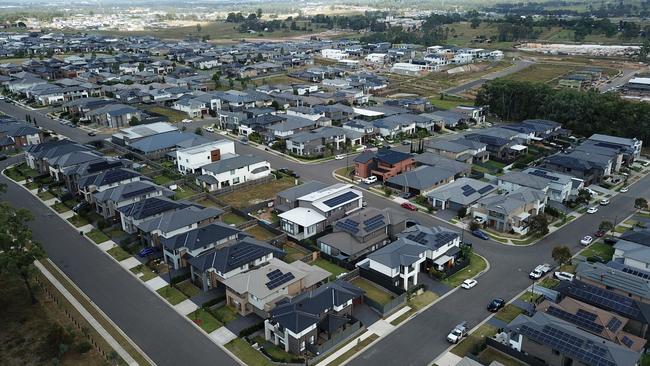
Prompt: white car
<box><xmin>363</xmin><ymin>176</ymin><xmax>378</xmax><ymax>184</ymax></box>
<box><xmin>587</xmin><ymin>207</ymin><xmax>599</xmax><ymax>214</ymax></box>
<box><xmin>580</xmin><ymin>235</ymin><xmax>593</xmax><ymax>246</ymax></box>
<box><xmin>204</xmin><ymin>126</ymin><xmax>214</xmax><ymax>133</ymax></box>
<box><xmin>182</xmin><ymin>119</ymin><xmax>192</xmax><ymax>123</ymax></box>
<box><xmin>461</xmin><ymin>279</ymin><xmax>477</xmax><ymax>289</ymax></box>
<box><xmin>554</xmin><ymin>271</ymin><xmax>575</xmax><ymax>282</ymax></box>
<box><xmin>600</xmin><ymin>198</ymin><xmax>610</xmax><ymax>206</ymax></box>
<box><xmin>334</xmin><ymin>154</ymin><xmax>345</xmax><ymax>160</ymax></box>
<box><xmin>474</xmin><ymin>217</ymin><xmax>485</xmax><ymax>224</ymax></box>
<box><xmin>620</xmin><ymin>187</ymin><xmax>629</xmax><ymax>193</ymax></box>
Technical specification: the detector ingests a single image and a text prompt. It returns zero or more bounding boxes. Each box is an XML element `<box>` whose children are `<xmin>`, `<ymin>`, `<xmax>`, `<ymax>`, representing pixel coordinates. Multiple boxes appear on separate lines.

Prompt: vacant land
<box><xmin>138</xmin><ymin>105</ymin><xmax>187</xmax><ymax>123</ymax></box>
<box><xmin>219</xmin><ymin>177</ymin><xmax>295</xmax><ymax>208</ymax></box>
<box><xmin>503</xmin><ymin>63</ymin><xmax>578</xmax><ymax>83</ymax></box>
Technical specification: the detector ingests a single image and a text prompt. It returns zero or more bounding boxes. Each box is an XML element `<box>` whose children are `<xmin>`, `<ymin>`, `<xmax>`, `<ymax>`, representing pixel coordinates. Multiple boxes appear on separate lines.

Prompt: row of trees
<box><xmin>475</xmin><ymin>79</ymin><xmax>650</xmax><ymax>144</ymax></box>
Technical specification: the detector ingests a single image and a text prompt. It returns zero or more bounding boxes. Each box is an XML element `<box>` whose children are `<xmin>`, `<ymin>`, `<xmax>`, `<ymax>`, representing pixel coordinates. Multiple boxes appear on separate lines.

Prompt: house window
<box><xmin>309</xmin><ymin>335</ymin><xmax>315</xmax><ymax>344</ymax></box>
<box><xmin>300</xmin><ymin>341</ymin><xmax>305</xmax><ymax>351</ymax></box>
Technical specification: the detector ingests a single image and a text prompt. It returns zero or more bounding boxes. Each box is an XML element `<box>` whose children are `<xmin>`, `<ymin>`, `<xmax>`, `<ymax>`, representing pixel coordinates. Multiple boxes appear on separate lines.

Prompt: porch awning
<box><xmin>510</xmin><ymin>144</ymin><xmax>527</xmax><ymax>151</ymax></box>
<box><xmin>433</xmin><ymin>254</ymin><xmax>454</xmax><ymax>266</ymax></box>
<box><xmin>516</xmin><ymin>211</ymin><xmax>531</xmax><ymax>220</ymax></box>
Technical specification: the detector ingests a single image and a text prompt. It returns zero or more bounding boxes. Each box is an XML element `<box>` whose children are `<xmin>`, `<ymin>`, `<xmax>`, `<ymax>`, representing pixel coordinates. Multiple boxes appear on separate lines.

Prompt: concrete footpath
<box><xmin>35</xmin><ymin>260</ymin><xmax>139</xmax><ymax>366</ymax></box>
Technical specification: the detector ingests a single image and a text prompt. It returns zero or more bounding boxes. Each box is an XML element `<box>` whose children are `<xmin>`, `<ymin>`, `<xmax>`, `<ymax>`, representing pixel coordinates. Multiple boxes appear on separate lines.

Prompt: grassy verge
<box><xmin>106</xmin><ymin>246</ymin><xmax>131</xmax><ymax>262</ymax></box>
<box><xmin>442</xmin><ymin>253</ymin><xmax>488</xmax><ymax>287</ymax></box>
<box><xmin>129</xmin><ymin>264</ymin><xmax>158</xmax><ymax>282</ymax></box>
<box><xmin>188</xmin><ymin>308</ymin><xmax>223</xmax><ymax>333</ymax></box>
<box><xmin>538</xmin><ymin>277</ymin><xmax>559</xmax><ymax>289</ymax></box>
<box><xmin>39</xmin><ymin>260</ymin><xmax>150</xmax><ymax>366</ymax></box>
<box><xmin>311</xmin><ymin>258</ymin><xmax>347</xmax><ymax>280</ymax></box>
<box><xmin>326</xmin><ymin>334</ymin><xmax>379</xmax><ymax>366</ymax></box>
<box><xmin>225</xmin><ymin>338</ymin><xmax>274</xmax><ymax>366</ymax></box>
<box><xmin>86</xmin><ymin>229</ymin><xmax>110</xmax><ymax>244</ymax></box>
<box><xmin>156</xmin><ymin>285</ymin><xmax>188</xmax><ymax>306</ymax></box>
<box><xmin>351</xmin><ymin>277</ymin><xmax>395</xmax><ymax>305</ymax></box>
<box><xmin>494</xmin><ymin>304</ymin><xmax>524</xmax><ymax>323</ymax></box>
<box><xmin>67</xmin><ymin>215</ymin><xmax>90</xmax><ymax>228</ymax></box>
<box><xmin>451</xmin><ymin>324</ymin><xmax>497</xmax><ymax>357</ymax></box>
<box><xmin>253</xmin><ymin>336</ymin><xmax>302</xmax><ymax>363</ymax></box>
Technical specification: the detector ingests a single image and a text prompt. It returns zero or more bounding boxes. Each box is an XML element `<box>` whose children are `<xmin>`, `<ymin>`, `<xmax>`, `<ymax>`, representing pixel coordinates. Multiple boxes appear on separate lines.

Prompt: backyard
<box><xmin>172</xmin><ymin>184</ymin><xmax>199</xmax><ymax>200</ymax></box>
<box><xmin>311</xmin><ymin>258</ymin><xmax>346</xmax><ymax>280</ymax></box>
<box><xmin>219</xmin><ymin>176</ymin><xmax>296</xmax><ymax>208</ymax></box>
<box><xmin>222</xmin><ymin>212</ymin><xmax>248</xmax><ymax>225</ymax></box>
<box><xmin>282</xmin><ymin>243</ymin><xmax>310</xmax><ymax>263</ymax></box>
<box><xmin>351</xmin><ymin>277</ymin><xmax>395</xmax><ymax>305</ymax></box>
<box><xmin>244</xmin><ymin>225</ymin><xmax>276</xmax><ymax>241</ymax></box>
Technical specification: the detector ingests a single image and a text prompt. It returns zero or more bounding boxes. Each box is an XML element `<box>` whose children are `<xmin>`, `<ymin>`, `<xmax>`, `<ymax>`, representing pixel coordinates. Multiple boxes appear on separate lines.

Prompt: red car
<box><xmin>594</xmin><ymin>230</ymin><xmax>606</xmax><ymax>238</ymax></box>
<box><xmin>401</xmin><ymin>202</ymin><xmax>417</xmax><ymax>211</ymax></box>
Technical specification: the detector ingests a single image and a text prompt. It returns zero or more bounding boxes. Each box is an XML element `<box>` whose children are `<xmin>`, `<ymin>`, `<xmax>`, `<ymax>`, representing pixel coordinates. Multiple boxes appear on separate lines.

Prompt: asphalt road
<box><xmin>0</xmin><ymin>156</ymin><xmax>240</xmax><ymax>366</ymax></box>
<box><xmin>444</xmin><ymin>59</ymin><xmax>535</xmax><ymax>96</ymax></box>
<box><xmin>598</xmin><ymin>67</ymin><xmax>638</xmax><ymax>92</ymax></box>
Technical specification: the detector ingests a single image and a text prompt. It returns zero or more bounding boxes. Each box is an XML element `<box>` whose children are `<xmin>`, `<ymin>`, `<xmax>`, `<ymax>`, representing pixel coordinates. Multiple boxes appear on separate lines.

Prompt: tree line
<box><xmin>475</xmin><ymin>79</ymin><xmax>650</xmax><ymax>144</ymax></box>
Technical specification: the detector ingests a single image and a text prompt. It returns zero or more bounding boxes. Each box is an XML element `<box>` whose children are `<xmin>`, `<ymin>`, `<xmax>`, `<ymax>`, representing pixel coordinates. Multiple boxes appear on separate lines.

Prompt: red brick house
<box><xmin>353</xmin><ymin>148</ymin><xmax>416</xmax><ymax>181</ymax></box>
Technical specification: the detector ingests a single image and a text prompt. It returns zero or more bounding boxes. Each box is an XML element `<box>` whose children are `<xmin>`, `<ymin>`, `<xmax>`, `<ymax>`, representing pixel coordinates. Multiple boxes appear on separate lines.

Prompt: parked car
<box><xmin>587</xmin><ymin>207</ymin><xmax>599</xmax><ymax>214</ymax></box>
<box><xmin>87</xmin><ymin>132</ymin><xmax>96</xmax><ymax>136</ymax></box>
<box><xmin>290</xmin><ymin>171</ymin><xmax>300</xmax><ymax>179</ymax></box>
<box><xmin>461</xmin><ymin>279</ymin><xmax>477</xmax><ymax>289</ymax></box>
<box><xmin>620</xmin><ymin>187</ymin><xmax>629</xmax><ymax>193</ymax></box>
<box><xmin>401</xmin><ymin>140</ymin><xmax>411</xmax><ymax>146</ymax></box>
<box><xmin>334</xmin><ymin>154</ymin><xmax>345</xmax><ymax>160</ymax></box>
<box><xmin>580</xmin><ymin>235</ymin><xmax>593</xmax><ymax>246</ymax></box>
<box><xmin>240</xmin><ymin>137</ymin><xmax>249</xmax><ymax>145</ymax></box>
<box><xmin>362</xmin><ymin>176</ymin><xmax>378</xmax><ymax>184</ymax></box>
<box><xmin>138</xmin><ymin>247</ymin><xmax>160</xmax><ymax>258</ymax></box>
<box><xmin>278</xmin><ymin>168</ymin><xmax>291</xmax><ymax>175</ymax></box>
<box><xmin>600</xmin><ymin>198</ymin><xmax>610</xmax><ymax>206</ymax></box>
<box><xmin>554</xmin><ymin>271</ymin><xmax>575</xmax><ymax>282</ymax></box>
<box><xmin>487</xmin><ymin>298</ymin><xmax>505</xmax><ymax>312</ymax></box>
<box><xmin>181</xmin><ymin>119</ymin><xmax>192</xmax><ymax>123</ymax></box>
<box><xmin>204</xmin><ymin>126</ymin><xmax>215</xmax><ymax>133</ymax></box>
<box><xmin>399</xmin><ymin>191</ymin><xmax>414</xmax><ymax>199</ymax></box>
<box><xmin>472</xmin><ymin>229</ymin><xmax>490</xmax><ymax>240</ymax></box>
<box><xmin>447</xmin><ymin>321</ymin><xmax>468</xmax><ymax>343</ymax></box>
<box><xmin>0</xmin><ymin>154</ymin><xmax>7</xmax><ymax>161</ymax></box>
<box><xmin>401</xmin><ymin>202</ymin><xmax>417</xmax><ymax>211</ymax></box>
<box><xmin>474</xmin><ymin>217</ymin><xmax>485</xmax><ymax>224</ymax></box>
<box><xmin>604</xmin><ymin>237</ymin><xmax>618</xmax><ymax>245</ymax></box>
<box><xmin>594</xmin><ymin>230</ymin><xmax>605</xmax><ymax>238</ymax></box>
<box><xmin>72</xmin><ymin>201</ymin><xmax>89</xmax><ymax>213</ymax></box>
<box><xmin>529</xmin><ymin>264</ymin><xmax>552</xmax><ymax>279</ymax></box>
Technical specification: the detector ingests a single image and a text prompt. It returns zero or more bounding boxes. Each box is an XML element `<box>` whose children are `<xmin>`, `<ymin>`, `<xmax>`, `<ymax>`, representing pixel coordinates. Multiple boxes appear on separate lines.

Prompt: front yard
<box><xmin>451</xmin><ymin>324</ymin><xmax>498</xmax><ymax>357</ymax></box>
<box><xmin>351</xmin><ymin>277</ymin><xmax>395</xmax><ymax>306</ymax></box>
<box><xmin>311</xmin><ymin>258</ymin><xmax>347</xmax><ymax>280</ymax></box>
<box><xmin>225</xmin><ymin>338</ymin><xmax>274</xmax><ymax>366</ymax></box>
<box><xmin>51</xmin><ymin>202</ymin><xmax>70</xmax><ymax>213</ymax></box>
<box><xmin>494</xmin><ymin>304</ymin><xmax>524</xmax><ymax>323</ymax></box>
<box><xmin>156</xmin><ymin>285</ymin><xmax>188</xmax><ymax>306</ymax></box>
<box><xmin>188</xmin><ymin>308</ymin><xmax>223</xmax><ymax>333</ymax></box>
<box><xmin>86</xmin><ymin>229</ymin><xmax>110</xmax><ymax>244</ymax></box>
<box><xmin>219</xmin><ymin>176</ymin><xmax>296</xmax><ymax>208</ymax></box>
<box><xmin>37</xmin><ymin>190</ymin><xmax>55</xmax><ymax>200</ymax></box>
<box><xmin>107</xmin><ymin>246</ymin><xmax>131</xmax><ymax>261</ymax></box>
<box><xmin>175</xmin><ymin>280</ymin><xmax>201</xmax><ymax>298</ymax></box>
<box><xmin>579</xmin><ymin>242</ymin><xmax>614</xmax><ymax>262</ymax></box>
<box><xmin>130</xmin><ymin>264</ymin><xmax>158</xmax><ymax>282</ymax></box>
<box><xmin>67</xmin><ymin>214</ymin><xmax>89</xmax><ymax>228</ymax></box>
<box><xmin>210</xmin><ymin>305</ymin><xmax>239</xmax><ymax>324</ymax></box>
<box><xmin>442</xmin><ymin>253</ymin><xmax>488</xmax><ymax>287</ymax></box>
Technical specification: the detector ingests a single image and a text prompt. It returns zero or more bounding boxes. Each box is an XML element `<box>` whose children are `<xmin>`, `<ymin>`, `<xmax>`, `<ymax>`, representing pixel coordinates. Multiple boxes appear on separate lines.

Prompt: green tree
<box><xmin>468</xmin><ymin>221</ymin><xmax>481</xmax><ymax>231</ymax></box>
<box><xmin>529</xmin><ymin>214</ymin><xmax>549</xmax><ymax>237</ymax></box>
<box><xmin>129</xmin><ymin>116</ymin><xmax>140</xmax><ymax>125</ymax></box>
<box><xmin>195</xmin><ymin>127</ymin><xmax>203</xmax><ymax>135</ymax></box>
<box><xmin>196</xmin><ymin>23</ymin><xmax>202</xmax><ymax>33</ymax></box>
<box><xmin>256</xmin><ymin>8</ymin><xmax>263</xmax><ymax>19</ymax></box>
<box><xmin>599</xmin><ymin>221</ymin><xmax>614</xmax><ymax>232</ymax></box>
<box><xmin>228</xmin><ymin>78</ymin><xmax>234</xmax><ymax>89</ymax></box>
<box><xmin>211</xmin><ymin>71</ymin><xmax>222</xmax><ymax>89</ymax></box>
<box><xmin>470</xmin><ymin>17</ymin><xmax>481</xmax><ymax>29</ymax></box>
<box><xmin>552</xmin><ymin>246</ymin><xmax>572</xmax><ymax>265</ymax></box>
<box><xmin>635</xmin><ymin>197</ymin><xmax>648</xmax><ymax>210</ymax></box>
<box><xmin>0</xmin><ymin>202</ymin><xmax>45</xmax><ymax>303</ymax></box>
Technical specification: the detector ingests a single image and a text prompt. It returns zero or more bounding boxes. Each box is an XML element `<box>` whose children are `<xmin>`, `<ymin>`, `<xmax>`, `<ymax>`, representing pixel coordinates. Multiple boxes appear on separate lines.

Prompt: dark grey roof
<box><xmin>387</xmin><ymin>166</ymin><xmax>456</xmax><ymax>191</ymax></box>
<box><xmin>398</xmin><ymin>224</ymin><xmax>459</xmax><ymax>251</ymax></box>
<box><xmin>413</xmin><ymin>153</ymin><xmax>470</xmax><ymax>174</ymax></box>
<box><xmin>276</xmin><ymin>181</ymin><xmax>329</xmax><ymax>201</ymax></box>
<box><xmin>78</xmin><ymin>167</ymin><xmax>140</xmax><ymax>189</ymax></box>
<box><xmin>619</xmin><ymin>229</ymin><xmax>650</xmax><ymax>246</ymax></box>
<box><xmin>187</xmin><ymin>236</ymin><xmax>283</xmax><ymax>273</ymax></box>
<box><xmin>161</xmin><ymin>222</ymin><xmax>241</xmax><ymax>251</ymax></box>
<box><xmin>366</xmin><ymin>238</ymin><xmax>427</xmax><ymax>268</ymax></box>
<box><xmin>269</xmin><ymin>280</ymin><xmax>363</xmax><ymax>333</ymax></box>
<box><xmin>136</xmin><ymin>206</ymin><xmax>223</xmax><ymax>234</ymax></box>
<box><xmin>201</xmin><ymin>155</ymin><xmax>266</xmax><ymax>175</ymax></box>
<box><xmin>129</xmin><ymin>131</ymin><xmax>211</xmax><ymax>153</ymax></box>
<box><xmin>93</xmin><ymin>180</ymin><xmax>168</xmax><ymax>204</ymax></box>
<box><xmin>498</xmin><ymin>171</ymin><xmax>549</xmax><ymax>190</ymax></box>
<box><xmin>576</xmin><ymin>262</ymin><xmax>650</xmax><ymax>300</ymax></box>
<box><xmin>117</xmin><ymin>196</ymin><xmax>188</xmax><ymax>220</ymax></box>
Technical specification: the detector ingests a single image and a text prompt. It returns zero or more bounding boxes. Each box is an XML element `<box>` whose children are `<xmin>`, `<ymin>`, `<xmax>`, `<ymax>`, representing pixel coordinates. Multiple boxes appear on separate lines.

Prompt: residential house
<box><xmin>471</xmin><ymin>187</ymin><xmax>547</xmax><ymax>235</ymax></box>
<box><xmin>274</xmin><ymin>181</ymin><xmax>329</xmax><ymax>213</ymax></box>
<box><xmin>161</xmin><ymin>222</ymin><xmax>243</xmax><ymax>270</ymax></box>
<box><xmin>174</xmin><ymin>140</ymin><xmax>235</xmax><ymax>175</ymax></box>
<box><xmin>499</xmin><ymin>168</ymin><xmax>578</xmax><ymax>203</ymax></box>
<box><xmin>353</xmin><ymin>148</ymin><xmax>416</xmax><ymax>181</ymax></box>
<box><xmin>118</xmin><ymin>196</ymin><xmax>189</xmax><ymax>234</ymax></box>
<box><xmin>25</xmin><ymin>140</ymin><xmax>92</xmax><ymax>173</ymax></box>
<box><xmin>265</xmin><ymin>115</ymin><xmax>317</xmax><ymax>140</ymax></box>
<box><xmin>111</xmin><ymin>122</ymin><xmax>178</xmax><ymax>146</ymax></box>
<box><xmin>541</xmin><ymin>150</ymin><xmax>614</xmax><ymax>186</ymax></box>
<box><xmin>452</xmin><ymin>105</ymin><xmax>486</xmax><ymax>124</ymax></box>
<box><xmin>588</xmin><ymin>133</ymin><xmax>642</xmax><ymax>162</ymax></box>
<box><xmin>356</xmin><ymin>238</ymin><xmax>427</xmax><ymax>291</ymax></box>
<box><xmin>397</xmin><ymin>225</ymin><xmax>462</xmax><ymax>272</ymax></box>
<box><xmin>136</xmin><ymin>206</ymin><xmax>224</xmax><ymax>247</ymax></box>
<box><xmin>77</xmin><ymin>167</ymin><xmax>142</xmax><ymax>203</ymax></box>
<box><xmin>426</xmin><ymin>177</ymin><xmax>496</xmax><ymax>211</ymax></box>
<box><xmin>285</xmin><ymin>127</ymin><xmax>347</xmax><ymax>157</ymax></box>
<box><xmin>0</xmin><ymin>120</ymin><xmax>43</xmax><ymax>150</ymax></box>
<box><xmin>386</xmin><ymin>166</ymin><xmax>458</xmax><ymax>195</ymax></box>
<box><xmin>575</xmin><ymin>261</ymin><xmax>650</xmax><ymax>303</ymax></box>
<box><xmin>465</xmin><ymin>128</ymin><xmax>528</xmax><ymax>162</ymax></box>
<box><xmin>87</xmin><ymin>104</ymin><xmax>142</xmax><ymax>128</ymax></box>
<box><xmin>128</xmin><ymin>131</ymin><xmax>212</xmax><ymax>157</ymax></box>
<box><xmin>421</xmin><ymin>110</ymin><xmax>469</xmax><ymax>129</ymax></box>
<box><xmin>278</xmin><ymin>183</ymin><xmax>363</xmax><ymax>240</ymax></box>
<box><xmin>413</xmin><ymin>153</ymin><xmax>471</xmax><ymax>177</ymax></box>
<box><xmin>317</xmin><ymin>207</ymin><xmax>406</xmax><ymax>264</ymax></box>
<box><xmin>371</xmin><ymin>114</ymin><xmax>424</xmax><ymax>137</ymax></box>
<box><xmin>93</xmin><ymin>180</ymin><xmax>172</xmax><ymax>220</ymax></box>
<box><xmin>45</xmin><ymin>150</ymin><xmax>105</xmax><ymax>183</ymax></box>
<box><xmin>187</xmin><ymin>237</ymin><xmax>284</xmax><ymax>291</ymax></box>
<box><xmin>197</xmin><ymin>155</ymin><xmax>271</xmax><ymax>191</ymax></box>
<box><xmin>223</xmin><ymin>257</ymin><xmax>329</xmax><ymax>317</ymax></box>
<box><xmin>425</xmin><ymin>139</ymin><xmax>489</xmax><ymax>164</ymax></box>
<box><xmin>264</xmin><ymin>280</ymin><xmax>363</xmax><ymax>355</ymax></box>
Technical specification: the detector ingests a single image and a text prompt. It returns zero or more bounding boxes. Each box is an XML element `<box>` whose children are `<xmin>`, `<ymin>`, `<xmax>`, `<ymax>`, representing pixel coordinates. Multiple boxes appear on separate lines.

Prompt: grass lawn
<box><xmin>451</xmin><ymin>324</ymin><xmax>498</xmax><ymax>357</ymax></box>
<box><xmin>538</xmin><ymin>277</ymin><xmax>560</xmax><ymax>289</ymax></box>
<box><xmin>130</xmin><ymin>264</ymin><xmax>158</xmax><ymax>282</ymax></box>
<box><xmin>519</xmin><ymin>291</ymin><xmax>541</xmax><ymax>303</ymax></box>
<box><xmin>311</xmin><ymin>258</ymin><xmax>346</xmax><ymax>280</ymax></box>
<box><xmin>156</xmin><ymin>285</ymin><xmax>188</xmax><ymax>306</ymax></box>
<box><xmin>4</xmin><ymin>166</ymin><xmax>24</xmax><ymax>181</ymax></box>
<box><xmin>503</xmin><ymin>63</ymin><xmax>578</xmax><ymax>83</ymax></box>
<box><xmin>511</xmin><ymin>236</ymin><xmax>538</xmax><ymax>245</ymax></box>
<box><xmin>430</xmin><ymin>96</ymin><xmax>473</xmax><ymax>110</ymax></box>
<box><xmin>410</xmin><ymin>290</ymin><xmax>439</xmax><ymax>310</ymax></box>
<box><xmin>219</xmin><ymin>176</ymin><xmax>296</xmax><ymax>208</ymax></box>
<box><xmin>173</xmin><ymin>185</ymin><xmax>198</xmax><ymax>200</ymax></box>
<box><xmin>24</xmin><ymin>181</ymin><xmax>39</xmax><ymax>190</ymax></box>
<box><xmin>51</xmin><ymin>201</ymin><xmax>70</xmax><ymax>213</ymax></box>
<box><xmin>175</xmin><ymin>280</ymin><xmax>201</xmax><ymax>298</ymax></box>
<box><xmin>244</xmin><ymin>225</ymin><xmax>276</xmax><ymax>241</ymax></box>
<box><xmin>188</xmin><ymin>308</ymin><xmax>223</xmax><ymax>333</ymax></box>
<box><xmin>478</xmin><ymin>348</ymin><xmax>525</xmax><ymax>366</ymax></box>
<box><xmin>334</xmin><ymin>166</ymin><xmax>355</xmax><ymax>178</ymax></box>
<box><xmin>225</xmin><ymin>338</ymin><xmax>274</xmax><ymax>366</ymax></box>
<box><xmin>282</xmin><ymin>243</ymin><xmax>309</xmax><ymax>263</ymax></box>
<box><xmin>351</xmin><ymin>277</ymin><xmax>395</xmax><ymax>306</ymax></box>
<box><xmin>494</xmin><ymin>304</ymin><xmax>524</xmax><ymax>323</ymax></box>
<box><xmin>559</xmin><ymin>263</ymin><xmax>577</xmax><ymax>273</ymax></box>
<box><xmin>67</xmin><ymin>214</ymin><xmax>89</xmax><ymax>228</ymax></box>
<box><xmin>327</xmin><ymin>334</ymin><xmax>379</xmax><ymax>366</ymax></box>
<box><xmin>86</xmin><ymin>229</ymin><xmax>110</xmax><ymax>244</ymax></box>
<box><xmin>580</xmin><ymin>242</ymin><xmax>614</xmax><ymax>261</ymax></box>
<box><xmin>139</xmin><ymin>105</ymin><xmax>188</xmax><ymax>122</ymax></box>
<box><xmin>106</xmin><ymin>246</ymin><xmax>131</xmax><ymax>261</ymax></box>
<box><xmin>442</xmin><ymin>253</ymin><xmax>488</xmax><ymax>287</ymax></box>
<box><xmin>152</xmin><ymin>174</ymin><xmax>174</xmax><ymax>185</ymax></box>
<box><xmin>614</xmin><ymin>225</ymin><xmax>629</xmax><ymax>234</ymax></box>
<box><xmin>210</xmin><ymin>305</ymin><xmax>239</xmax><ymax>324</ymax></box>
<box><xmin>37</xmin><ymin>190</ymin><xmax>55</xmax><ymax>200</ymax></box>
<box><xmin>253</xmin><ymin>336</ymin><xmax>302</xmax><ymax>363</ymax></box>
<box><xmin>222</xmin><ymin>212</ymin><xmax>248</xmax><ymax>225</ymax></box>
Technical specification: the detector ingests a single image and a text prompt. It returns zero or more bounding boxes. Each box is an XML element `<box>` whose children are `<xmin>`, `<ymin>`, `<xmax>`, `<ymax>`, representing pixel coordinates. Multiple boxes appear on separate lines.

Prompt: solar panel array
<box><xmin>606</xmin><ymin>317</ymin><xmax>622</xmax><ymax>332</ymax></box>
<box><xmin>227</xmin><ymin>244</ymin><xmax>268</xmax><ymax>269</ymax></box>
<box><xmin>323</xmin><ymin>191</ymin><xmax>359</xmax><ymax>208</ymax></box>
<box><xmin>336</xmin><ymin>219</ymin><xmax>360</xmax><ymax>234</ymax></box>
<box><xmin>621</xmin><ymin>266</ymin><xmax>650</xmax><ymax>280</ymax></box>
<box><xmin>547</xmin><ymin>306</ymin><xmax>604</xmax><ymax>334</ymax></box>
<box><xmin>122</xmin><ymin>185</ymin><xmax>157</xmax><ymax>199</ymax></box>
<box><xmin>528</xmin><ymin>169</ymin><xmax>560</xmax><ymax>181</ymax></box>
<box><xmin>407</xmin><ymin>232</ymin><xmax>428</xmax><ymax>245</ymax></box>
<box><xmin>576</xmin><ymin>309</ymin><xmax>598</xmax><ymax>321</ymax></box>
<box><xmin>518</xmin><ymin>325</ymin><xmax>616</xmax><ymax>366</ymax></box>
<box><xmin>621</xmin><ymin>336</ymin><xmax>634</xmax><ymax>348</ymax></box>
<box><xmin>567</xmin><ymin>284</ymin><xmax>641</xmax><ymax>319</ymax></box>
<box><xmin>461</xmin><ymin>184</ymin><xmax>476</xmax><ymax>197</ymax></box>
<box><xmin>477</xmin><ymin>185</ymin><xmax>494</xmax><ymax>194</ymax></box>
<box><xmin>363</xmin><ymin>214</ymin><xmax>385</xmax><ymax>232</ymax></box>
<box><xmin>265</xmin><ymin>269</ymin><xmax>295</xmax><ymax>290</ymax></box>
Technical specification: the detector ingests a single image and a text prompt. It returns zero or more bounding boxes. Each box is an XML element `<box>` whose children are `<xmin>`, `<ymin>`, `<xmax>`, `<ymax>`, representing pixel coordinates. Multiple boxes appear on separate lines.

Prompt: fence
<box><xmin>209</xmin><ymin>175</ymin><xmax>273</xmax><ymax>197</ymax></box>
<box><xmin>306</xmin><ymin>320</ymin><xmax>364</xmax><ymax>359</ymax></box>
<box><xmin>485</xmin><ymin>338</ymin><xmax>546</xmax><ymax>366</ymax></box>
<box><xmin>364</xmin><ymin>292</ymin><xmax>408</xmax><ymax>317</ymax></box>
